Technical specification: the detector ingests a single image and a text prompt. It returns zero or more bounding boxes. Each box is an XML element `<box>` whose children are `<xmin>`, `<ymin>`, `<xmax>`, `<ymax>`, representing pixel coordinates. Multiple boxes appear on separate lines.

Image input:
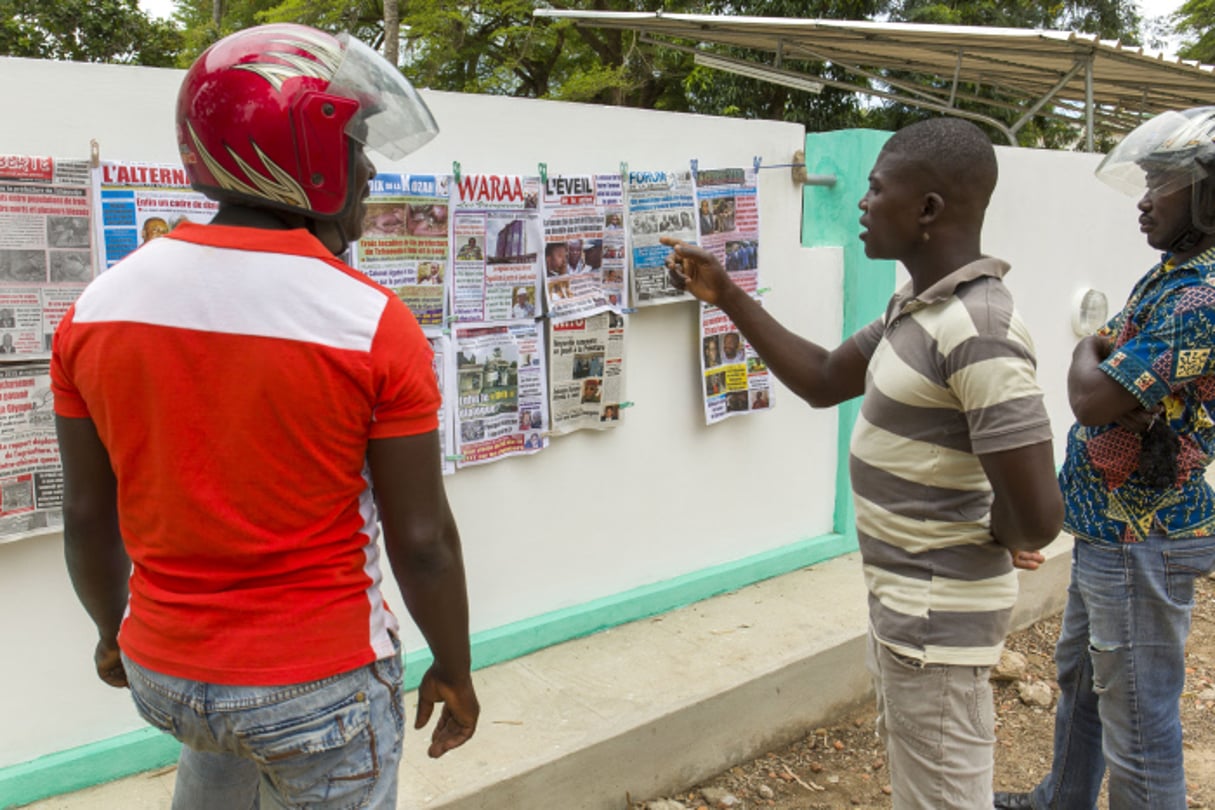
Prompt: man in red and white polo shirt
<box><xmin>53</xmin><ymin>23</ymin><xmax>478</xmax><ymax>807</ymax></box>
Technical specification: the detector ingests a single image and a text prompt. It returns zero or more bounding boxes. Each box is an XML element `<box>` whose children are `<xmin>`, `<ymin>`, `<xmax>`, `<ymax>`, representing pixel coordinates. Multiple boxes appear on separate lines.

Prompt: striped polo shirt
<box><xmin>52</xmin><ymin>222</ymin><xmax>439</xmax><ymax>686</ymax></box>
<box><xmin>849</xmin><ymin>258</ymin><xmax>1052</xmax><ymax>667</ymax></box>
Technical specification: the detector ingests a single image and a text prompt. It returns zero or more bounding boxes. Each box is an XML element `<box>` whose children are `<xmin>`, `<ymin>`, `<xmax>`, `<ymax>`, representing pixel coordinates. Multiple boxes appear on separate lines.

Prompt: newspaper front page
<box><xmin>0</xmin><ymin>155</ymin><xmax>93</xmax><ymax>356</ymax></box>
<box><xmin>540</xmin><ymin>174</ymin><xmax>627</xmax><ymax>319</ymax></box>
<box><xmin>548</xmin><ymin>312</ymin><xmax>626</xmax><ymax>434</ymax></box>
<box><xmin>701</xmin><ymin>298</ymin><xmax>773</xmax><ymax>424</ymax></box>
<box><xmin>0</xmin><ymin>363</ymin><xmax>62</xmax><ymax>543</ymax></box>
<box><xmin>353</xmin><ymin>174</ymin><xmax>450</xmax><ymax>332</ymax></box>
<box><xmin>451</xmin><ymin>174</ymin><xmax>543</xmax><ymax>325</ymax></box>
<box><xmin>92</xmin><ymin>161</ymin><xmax>218</xmax><ymax>271</ymax></box>
<box><xmin>695</xmin><ymin>167</ymin><xmax>760</xmax><ymax>294</ymax></box>
<box><xmin>627</xmin><ymin>168</ymin><xmax>697</xmax><ymax>307</ymax></box>
<box><xmin>429</xmin><ymin>334</ymin><xmax>457</xmax><ymax>477</ymax></box>
<box><xmin>454</xmin><ymin>322</ymin><xmax>548</xmax><ymax>467</ymax></box>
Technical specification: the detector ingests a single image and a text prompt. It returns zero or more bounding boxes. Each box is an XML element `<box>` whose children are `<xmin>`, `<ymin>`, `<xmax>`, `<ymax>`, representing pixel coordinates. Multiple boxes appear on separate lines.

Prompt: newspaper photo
<box><xmin>695</xmin><ymin>167</ymin><xmax>760</xmax><ymax>294</ymax></box>
<box><xmin>429</xmin><ymin>334</ymin><xmax>457</xmax><ymax>477</ymax></box>
<box><xmin>454</xmin><ymin>322</ymin><xmax>548</xmax><ymax>467</ymax></box>
<box><xmin>92</xmin><ymin>160</ymin><xmax>218</xmax><ymax>271</ymax></box>
<box><xmin>627</xmin><ymin>168</ymin><xmax>697</xmax><ymax>307</ymax></box>
<box><xmin>540</xmin><ymin>173</ymin><xmax>627</xmax><ymax>320</ymax></box>
<box><xmin>0</xmin><ymin>155</ymin><xmax>93</xmax><ymax>356</ymax></box>
<box><xmin>548</xmin><ymin>311</ymin><xmax>627</xmax><ymax>434</ymax></box>
<box><xmin>352</xmin><ymin>173</ymin><xmax>450</xmax><ymax>332</ymax></box>
<box><xmin>701</xmin><ymin>298</ymin><xmax>773</xmax><ymax>425</ymax></box>
<box><xmin>451</xmin><ymin>174</ymin><xmax>543</xmax><ymax>325</ymax></box>
<box><xmin>0</xmin><ymin>363</ymin><xmax>63</xmax><ymax>543</ymax></box>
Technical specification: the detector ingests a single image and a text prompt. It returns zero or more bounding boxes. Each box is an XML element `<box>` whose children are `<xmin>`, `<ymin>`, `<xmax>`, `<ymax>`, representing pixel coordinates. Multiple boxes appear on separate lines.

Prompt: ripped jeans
<box><xmin>1029</xmin><ymin>532</ymin><xmax>1215</xmax><ymax>810</ymax></box>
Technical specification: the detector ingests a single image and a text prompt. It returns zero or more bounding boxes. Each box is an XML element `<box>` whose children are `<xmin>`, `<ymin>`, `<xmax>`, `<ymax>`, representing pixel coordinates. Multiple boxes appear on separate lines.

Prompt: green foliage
<box><xmin>0</xmin><ymin>0</ymin><xmax>183</xmax><ymax>65</ymax></box>
<box><xmin>1175</xmin><ymin>0</ymin><xmax>1215</xmax><ymax>63</ymax></box>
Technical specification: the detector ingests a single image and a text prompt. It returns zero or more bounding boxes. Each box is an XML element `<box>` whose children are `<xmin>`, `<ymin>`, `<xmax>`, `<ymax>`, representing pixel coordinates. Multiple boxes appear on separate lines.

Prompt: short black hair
<box><xmin>882</xmin><ymin>118</ymin><xmax>999</xmax><ymax>208</ymax></box>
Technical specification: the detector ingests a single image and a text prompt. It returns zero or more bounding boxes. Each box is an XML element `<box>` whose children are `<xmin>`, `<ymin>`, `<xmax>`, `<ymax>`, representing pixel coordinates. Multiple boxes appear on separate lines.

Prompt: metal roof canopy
<box><xmin>532</xmin><ymin>10</ymin><xmax>1215</xmax><ymax>149</ymax></box>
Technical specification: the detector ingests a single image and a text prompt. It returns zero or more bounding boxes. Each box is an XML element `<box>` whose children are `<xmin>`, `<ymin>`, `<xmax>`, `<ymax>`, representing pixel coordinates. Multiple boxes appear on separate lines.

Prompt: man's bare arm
<box><xmin>56</xmin><ymin>414</ymin><xmax>129</xmax><ymax>688</ymax></box>
<box><xmin>368</xmin><ymin>430</ymin><xmax>479</xmax><ymax>758</ymax></box>
<box><xmin>979</xmin><ymin>441</ymin><xmax>1064</xmax><ymax>553</ymax></box>
<box><xmin>663</xmin><ymin>237</ymin><xmax>868</xmax><ymax>407</ymax></box>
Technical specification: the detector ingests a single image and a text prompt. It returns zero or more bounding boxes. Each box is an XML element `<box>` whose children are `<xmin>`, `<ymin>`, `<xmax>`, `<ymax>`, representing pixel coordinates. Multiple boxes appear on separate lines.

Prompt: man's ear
<box><xmin>1195</xmin><ymin>177</ymin><xmax>1215</xmax><ymax>234</ymax></box>
<box><xmin>919</xmin><ymin>192</ymin><xmax>945</xmax><ymax>226</ymax></box>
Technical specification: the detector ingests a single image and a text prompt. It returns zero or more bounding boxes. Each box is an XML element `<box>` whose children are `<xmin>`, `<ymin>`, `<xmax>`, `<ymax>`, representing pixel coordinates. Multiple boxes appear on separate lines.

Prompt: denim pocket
<box><xmin>239</xmin><ymin>688</ymin><xmax>377</xmax><ymax>808</ymax></box>
<box><xmin>128</xmin><ymin>685</ymin><xmax>177</xmax><ymax>736</ymax></box>
<box><xmin>1163</xmin><ymin>546</ymin><xmax>1215</xmax><ymax>606</ymax></box>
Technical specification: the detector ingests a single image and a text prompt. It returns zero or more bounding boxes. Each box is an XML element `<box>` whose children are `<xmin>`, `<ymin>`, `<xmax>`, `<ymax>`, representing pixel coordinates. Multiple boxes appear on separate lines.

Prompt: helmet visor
<box><xmin>330</xmin><ymin>34</ymin><xmax>439</xmax><ymax>161</ymax></box>
<box><xmin>1096</xmin><ymin>110</ymin><xmax>1212</xmax><ymax>197</ymax></box>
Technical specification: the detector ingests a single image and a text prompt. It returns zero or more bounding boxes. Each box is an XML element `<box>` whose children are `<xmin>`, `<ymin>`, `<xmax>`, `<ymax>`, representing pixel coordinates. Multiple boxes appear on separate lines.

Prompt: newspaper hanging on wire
<box><xmin>429</xmin><ymin>334</ymin><xmax>457</xmax><ymax>477</ymax></box>
<box><xmin>701</xmin><ymin>297</ymin><xmax>773</xmax><ymax>424</ymax></box>
<box><xmin>540</xmin><ymin>174</ymin><xmax>627</xmax><ymax>319</ymax></box>
<box><xmin>92</xmin><ymin>161</ymin><xmax>218</xmax><ymax>271</ymax></box>
<box><xmin>0</xmin><ymin>363</ymin><xmax>63</xmax><ymax>543</ymax></box>
<box><xmin>627</xmin><ymin>168</ymin><xmax>697</xmax><ymax>307</ymax></box>
<box><xmin>548</xmin><ymin>311</ymin><xmax>626</xmax><ymax>434</ymax></box>
<box><xmin>352</xmin><ymin>173</ymin><xmax>449</xmax><ymax>332</ymax></box>
<box><xmin>694</xmin><ymin>167</ymin><xmax>760</xmax><ymax>294</ymax></box>
<box><xmin>0</xmin><ymin>155</ymin><xmax>93</xmax><ymax>357</ymax></box>
<box><xmin>450</xmin><ymin>174</ymin><xmax>543</xmax><ymax>324</ymax></box>
<box><xmin>454</xmin><ymin>322</ymin><xmax>548</xmax><ymax>467</ymax></box>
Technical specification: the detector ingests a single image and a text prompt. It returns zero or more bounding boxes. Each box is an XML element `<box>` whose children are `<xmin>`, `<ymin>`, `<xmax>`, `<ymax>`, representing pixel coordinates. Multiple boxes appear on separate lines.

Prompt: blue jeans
<box><xmin>122</xmin><ymin>645</ymin><xmax>404</xmax><ymax>810</ymax></box>
<box><xmin>1029</xmin><ymin>533</ymin><xmax>1215</xmax><ymax>810</ymax></box>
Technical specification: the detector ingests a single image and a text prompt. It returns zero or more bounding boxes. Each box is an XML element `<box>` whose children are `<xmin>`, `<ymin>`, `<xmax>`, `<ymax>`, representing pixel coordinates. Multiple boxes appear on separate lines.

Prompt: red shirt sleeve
<box><xmin>51</xmin><ymin>305</ymin><xmax>90</xmax><ymax>419</ymax></box>
<box><xmin>369</xmin><ymin>296</ymin><xmax>440</xmax><ymax>438</ymax></box>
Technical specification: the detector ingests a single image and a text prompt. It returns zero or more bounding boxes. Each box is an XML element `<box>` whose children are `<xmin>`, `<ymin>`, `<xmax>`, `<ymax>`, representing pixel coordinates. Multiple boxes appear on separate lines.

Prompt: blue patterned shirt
<box><xmin>1061</xmin><ymin>246</ymin><xmax>1215</xmax><ymax>543</ymax></box>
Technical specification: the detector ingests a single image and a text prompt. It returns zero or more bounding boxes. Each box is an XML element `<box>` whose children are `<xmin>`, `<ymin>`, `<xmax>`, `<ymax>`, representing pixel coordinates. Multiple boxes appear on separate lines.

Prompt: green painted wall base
<box><xmin>0</xmin><ymin>531</ymin><xmax>854</xmax><ymax>807</ymax></box>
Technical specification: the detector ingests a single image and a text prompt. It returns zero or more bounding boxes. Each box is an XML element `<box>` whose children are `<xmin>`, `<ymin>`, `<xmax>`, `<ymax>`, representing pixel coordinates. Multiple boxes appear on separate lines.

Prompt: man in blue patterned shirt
<box><xmin>998</xmin><ymin>108</ymin><xmax>1215</xmax><ymax>810</ymax></box>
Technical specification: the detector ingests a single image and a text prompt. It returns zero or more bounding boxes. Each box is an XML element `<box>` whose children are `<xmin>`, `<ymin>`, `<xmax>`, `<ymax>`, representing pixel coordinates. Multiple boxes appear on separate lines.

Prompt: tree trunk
<box><xmin>383</xmin><ymin>0</ymin><xmax>400</xmax><ymax>67</ymax></box>
<box><xmin>211</xmin><ymin>0</ymin><xmax>222</xmax><ymax>30</ymax></box>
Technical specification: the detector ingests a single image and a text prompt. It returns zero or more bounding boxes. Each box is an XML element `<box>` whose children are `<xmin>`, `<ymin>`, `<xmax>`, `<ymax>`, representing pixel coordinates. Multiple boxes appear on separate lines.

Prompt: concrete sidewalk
<box><xmin>19</xmin><ymin>540</ymin><xmax>1072</xmax><ymax>810</ymax></box>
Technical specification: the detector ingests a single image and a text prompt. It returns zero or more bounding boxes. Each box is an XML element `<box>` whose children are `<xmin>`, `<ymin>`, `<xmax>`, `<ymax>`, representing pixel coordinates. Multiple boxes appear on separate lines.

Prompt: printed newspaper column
<box><xmin>627</xmin><ymin>168</ymin><xmax>697</xmax><ymax>306</ymax></box>
<box><xmin>92</xmin><ymin>161</ymin><xmax>218</xmax><ymax>271</ymax></box>
<box><xmin>450</xmin><ymin>174</ymin><xmax>543</xmax><ymax>324</ymax></box>
<box><xmin>701</xmin><ymin>297</ymin><xmax>773</xmax><ymax>424</ymax></box>
<box><xmin>548</xmin><ymin>311</ymin><xmax>627</xmax><ymax>434</ymax></box>
<box><xmin>352</xmin><ymin>174</ymin><xmax>450</xmax><ymax>332</ymax></box>
<box><xmin>429</xmin><ymin>334</ymin><xmax>457</xmax><ymax>476</ymax></box>
<box><xmin>0</xmin><ymin>154</ymin><xmax>93</xmax><ymax>357</ymax></box>
<box><xmin>694</xmin><ymin>166</ymin><xmax>761</xmax><ymax>294</ymax></box>
<box><xmin>454</xmin><ymin>322</ymin><xmax>548</xmax><ymax>466</ymax></box>
<box><xmin>0</xmin><ymin>363</ymin><xmax>63</xmax><ymax>543</ymax></box>
<box><xmin>540</xmin><ymin>173</ymin><xmax>627</xmax><ymax>319</ymax></box>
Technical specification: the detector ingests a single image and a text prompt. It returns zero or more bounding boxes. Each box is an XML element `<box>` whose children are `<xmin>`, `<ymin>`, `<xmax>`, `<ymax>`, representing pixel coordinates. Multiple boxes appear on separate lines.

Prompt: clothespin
<box><xmin>538</xmin><ymin>162</ymin><xmax>548</xmax><ymax>185</ymax></box>
<box><xmin>445</xmin><ymin>453</ymin><xmax>465</xmax><ymax>462</ymax></box>
<box><xmin>452</xmin><ymin>160</ymin><xmax>461</xmax><ymax>184</ymax></box>
<box><xmin>619</xmin><ymin>401</ymin><xmax>636</xmax><ymax>409</ymax></box>
<box><xmin>756</xmin><ymin>287</ymin><xmax>771</xmax><ymax>295</ymax></box>
<box><xmin>621</xmin><ymin>307</ymin><xmax>638</xmax><ymax>314</ymax></box>
<box><xmin>620</xmin><ymin>161</ymin><xmax>629</xmax><ymax>184</ymax></box>
<box><xmin>690</xmin><ymin>158</ymin><xmax>699</xmax><ymax>180</ymax></box>
<box><xmin>89</xmin><ymin>139</ymin><xmax>100</xmax><ymax>169</ymax></box>
<box><xmin>753</xmin><ymin>155</ymin><xmax>763</xmax><ymax>172</ymax></box>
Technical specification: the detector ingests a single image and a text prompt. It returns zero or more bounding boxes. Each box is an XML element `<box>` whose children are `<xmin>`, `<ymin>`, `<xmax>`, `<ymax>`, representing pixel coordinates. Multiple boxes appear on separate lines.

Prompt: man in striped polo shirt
<box><xmin>663</xmin><ymin>117</ymin><xmax>1063</xmax><ymax>808</ymax></box>
<box><xmin>54</xmin><ymin>24</ymin><xmax>478</xmax><ymax>806</ymax></box>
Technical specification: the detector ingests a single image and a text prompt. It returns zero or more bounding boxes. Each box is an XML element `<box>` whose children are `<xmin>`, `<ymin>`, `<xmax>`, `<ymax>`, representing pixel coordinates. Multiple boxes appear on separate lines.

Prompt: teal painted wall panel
<box><xmin>801</xmin><ymin>129</ymin><xmax>896</xmax><ymax>545</ymax></box>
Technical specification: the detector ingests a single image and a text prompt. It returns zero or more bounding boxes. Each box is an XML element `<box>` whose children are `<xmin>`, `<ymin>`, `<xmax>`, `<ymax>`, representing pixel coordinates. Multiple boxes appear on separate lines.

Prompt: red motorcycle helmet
<box><xmin>176</xmin><ymin>23</ymin><xmax>438</xmax><ymax>220</ymax></box>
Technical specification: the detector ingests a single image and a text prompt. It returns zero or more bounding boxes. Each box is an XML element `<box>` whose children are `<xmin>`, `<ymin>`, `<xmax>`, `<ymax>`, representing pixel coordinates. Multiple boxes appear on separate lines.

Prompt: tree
<box><xmin>1175</xmin><ymin>0</ymin><xmax>1215</xmax><ymax>63</ymax></box>
<box><xmin>0</xmin><ymin>0</ymin><xmax>183</xmax><ymax>66</ymax></box>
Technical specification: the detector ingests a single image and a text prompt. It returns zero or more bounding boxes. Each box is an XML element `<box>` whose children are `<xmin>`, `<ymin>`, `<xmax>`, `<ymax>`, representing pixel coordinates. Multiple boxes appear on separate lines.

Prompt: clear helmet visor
<box><xmin>330</xmin><ymin>34</ymin><xmax>439</xmax><ymax>161</ymax></box>
<box><xmin>1096</xmin><ymin>108</ymin><xmax>1215</xmax><ymax>197</ymax></box>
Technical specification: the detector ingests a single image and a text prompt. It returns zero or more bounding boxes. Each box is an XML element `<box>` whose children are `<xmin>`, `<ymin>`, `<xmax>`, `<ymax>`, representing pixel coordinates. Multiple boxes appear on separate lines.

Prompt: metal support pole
<box><xmin>1086</xmin><ymin>54</ymin><xmax>1095</xmax><ymax>152</ymax></box>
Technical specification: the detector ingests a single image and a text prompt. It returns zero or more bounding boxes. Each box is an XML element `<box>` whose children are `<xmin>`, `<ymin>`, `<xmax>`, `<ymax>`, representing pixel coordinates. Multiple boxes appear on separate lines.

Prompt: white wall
<box><xmin>0</xmin><ymin>56</ymin><xmax>836</xmax><ymax>767</ymax></box>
